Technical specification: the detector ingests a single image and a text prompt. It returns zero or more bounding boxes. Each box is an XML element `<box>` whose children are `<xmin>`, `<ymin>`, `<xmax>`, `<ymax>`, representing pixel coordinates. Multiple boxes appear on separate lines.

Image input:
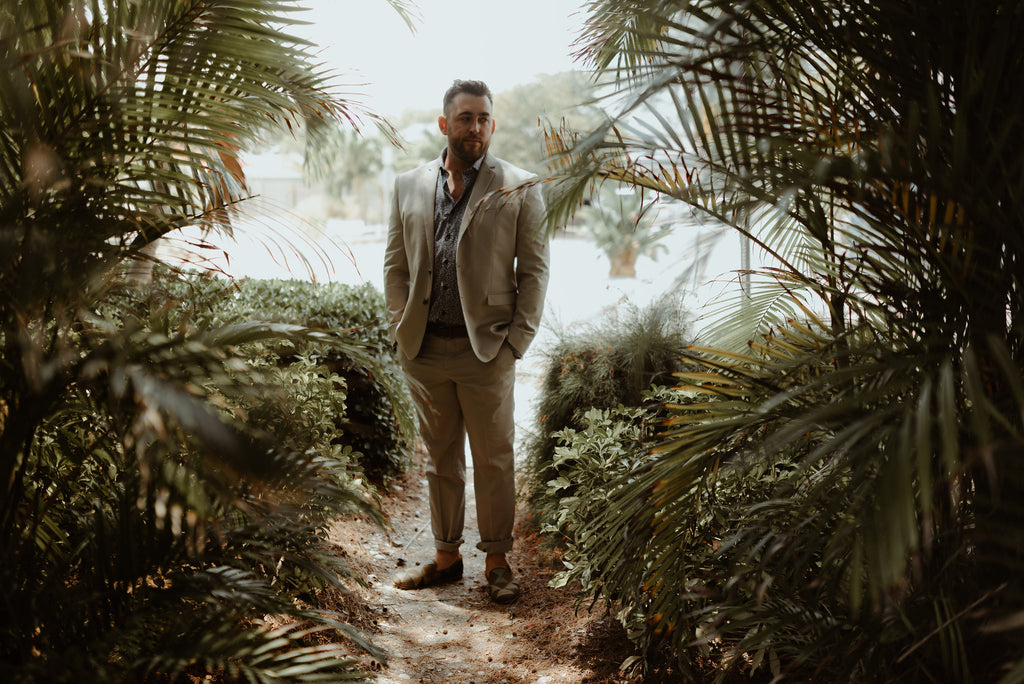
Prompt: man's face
<box><xmin>438</xmin><ymin>93</ymin><xmax>495</xmax><ymax>165</ymax></box>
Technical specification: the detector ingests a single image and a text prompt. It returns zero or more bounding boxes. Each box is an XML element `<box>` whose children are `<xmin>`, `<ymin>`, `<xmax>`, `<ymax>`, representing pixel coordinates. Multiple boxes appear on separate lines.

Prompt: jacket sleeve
<box><xmin>508</xmin><ymin>179</ymin><xmax>550</xmax><ymax>357</ymax></box>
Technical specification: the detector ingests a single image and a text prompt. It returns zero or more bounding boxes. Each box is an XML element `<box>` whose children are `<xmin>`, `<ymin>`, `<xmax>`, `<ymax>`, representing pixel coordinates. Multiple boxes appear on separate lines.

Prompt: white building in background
<box><xmin>242</xmin><ymin>150</ymin><xmax>331</xmax><ymax>224</ymax></box>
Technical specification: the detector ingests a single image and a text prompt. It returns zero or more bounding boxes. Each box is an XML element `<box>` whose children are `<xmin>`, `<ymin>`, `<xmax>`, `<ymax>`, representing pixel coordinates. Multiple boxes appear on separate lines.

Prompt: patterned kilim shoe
<box><xmin>486</xmin><ymin>566</ymin><xmax>520</xmax><ymax>604</ymax></box>
<box><xmin>393</xmin><ymin>558</ymin><xmax>463</xmax><ymax>590</ymax></box>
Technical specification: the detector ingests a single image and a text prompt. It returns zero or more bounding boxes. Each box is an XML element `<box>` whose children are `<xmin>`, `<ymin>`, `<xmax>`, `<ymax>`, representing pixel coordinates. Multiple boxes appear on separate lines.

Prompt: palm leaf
<box><xmin>1</xmin><ymin>2</ymin><xmax>406</xmax><ymax>681</ymax></box>
<box><xmin>545</xmin><ymin>5</ymin><xmax>1024</xmax><ymax>671</ymax></box>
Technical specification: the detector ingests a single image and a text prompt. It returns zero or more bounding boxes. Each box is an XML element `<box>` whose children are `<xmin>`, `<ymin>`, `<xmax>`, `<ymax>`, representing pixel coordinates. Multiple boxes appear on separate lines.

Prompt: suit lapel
<box><xmin>458</xmin><ymin>154</ymin><xmax>499</xmax><ymax>242</ymax></box>
<box><xmin>418</xmin><ymin>158</ymin><xmax>441</xmax><ymax>264</ymax></box>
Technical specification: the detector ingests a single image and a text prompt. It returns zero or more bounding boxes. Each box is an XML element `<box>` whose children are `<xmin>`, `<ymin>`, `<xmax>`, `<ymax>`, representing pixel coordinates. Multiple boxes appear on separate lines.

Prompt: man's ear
<box><xmin>437</xmin><ymin>115</ymin><xmax>448</xmax><ymax>135</ymax></box>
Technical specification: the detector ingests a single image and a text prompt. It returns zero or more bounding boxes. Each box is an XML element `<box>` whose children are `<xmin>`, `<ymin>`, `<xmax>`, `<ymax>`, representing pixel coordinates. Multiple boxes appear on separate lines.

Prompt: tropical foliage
<box><xmin>0</xmin><ymin>1</ymin><xmax>412</xmax><ymax>681</ymax></box>
<box><xmin>523</xmin><ymin>297</ymin><xmax>690</xmax><ymax>551</ymax></box>
<box><xmin>542</xmin><ymin>0</ymin><xmax>1024</xmax><ymax>681</ymax></box>
<box><xmin>156</xmin><ymin>273</ymin><xmax>415</xmax><ymax>484</ymax></box>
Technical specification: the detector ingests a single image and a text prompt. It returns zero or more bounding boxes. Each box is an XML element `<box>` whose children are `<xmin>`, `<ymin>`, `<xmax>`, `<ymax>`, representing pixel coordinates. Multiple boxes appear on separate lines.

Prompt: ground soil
<box><xmin>325</xmin><ymin>445</ymin><xmax>645</xmax><ymax>684</ymax></box>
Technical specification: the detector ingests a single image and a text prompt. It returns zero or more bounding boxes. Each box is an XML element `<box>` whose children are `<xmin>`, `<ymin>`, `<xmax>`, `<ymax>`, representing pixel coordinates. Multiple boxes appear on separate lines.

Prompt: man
<box><xmin>383</xmin><ymin>79</ymin><xmax>549</xmax><ymax>604</ymax></box>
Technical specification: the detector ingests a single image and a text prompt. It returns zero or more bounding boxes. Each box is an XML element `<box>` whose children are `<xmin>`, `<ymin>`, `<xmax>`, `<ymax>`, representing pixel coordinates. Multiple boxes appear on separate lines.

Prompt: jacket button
<box><xmin>422</xmin><ymin>299</ymin><xmax>429</xmax><ymax>305</ymax></box>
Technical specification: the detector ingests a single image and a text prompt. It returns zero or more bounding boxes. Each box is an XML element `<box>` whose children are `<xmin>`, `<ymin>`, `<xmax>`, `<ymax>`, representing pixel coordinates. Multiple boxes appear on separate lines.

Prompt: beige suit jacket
<box><xmin>383</xmin><ymin>152</ymin><xmax>550</xmax><ymax>363</ymax></box>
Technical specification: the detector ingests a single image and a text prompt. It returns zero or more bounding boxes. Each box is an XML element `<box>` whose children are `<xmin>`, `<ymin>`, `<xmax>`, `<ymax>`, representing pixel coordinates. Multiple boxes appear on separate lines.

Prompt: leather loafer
<box><xmin>393</xmin><ymin>558</ymin><xmax>464</xmax><ymax>590</ymax></box>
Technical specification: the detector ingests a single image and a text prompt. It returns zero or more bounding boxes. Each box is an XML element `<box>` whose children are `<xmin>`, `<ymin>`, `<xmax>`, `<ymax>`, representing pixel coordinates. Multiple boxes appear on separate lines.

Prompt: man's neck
<box><xmin>443</xmin><ymin>148</ymin><xmax>482</xmax><ymax>175</ymax></box>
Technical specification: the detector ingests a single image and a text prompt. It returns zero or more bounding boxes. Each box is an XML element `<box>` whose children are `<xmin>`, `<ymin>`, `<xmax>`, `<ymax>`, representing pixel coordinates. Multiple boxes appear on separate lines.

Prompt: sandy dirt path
<box><xmin>332</xmin><ymin>444</ymin><xmax>634</xmax><ymax>684</ymax></box>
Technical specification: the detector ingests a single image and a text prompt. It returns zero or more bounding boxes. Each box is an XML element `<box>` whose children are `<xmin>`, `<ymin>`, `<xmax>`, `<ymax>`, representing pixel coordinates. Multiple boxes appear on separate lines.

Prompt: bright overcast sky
<box><xmin>293</xmin><ymin>0</ymin><xmax>590</xmax><ymax>120</ymax></box>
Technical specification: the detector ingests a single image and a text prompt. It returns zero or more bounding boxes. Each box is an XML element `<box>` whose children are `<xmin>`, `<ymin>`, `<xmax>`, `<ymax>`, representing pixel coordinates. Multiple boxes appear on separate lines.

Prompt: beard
<box><xmin>449</xmin><ymin>135</ymin><xmax>488</xmax><ymax>164</ymax></box>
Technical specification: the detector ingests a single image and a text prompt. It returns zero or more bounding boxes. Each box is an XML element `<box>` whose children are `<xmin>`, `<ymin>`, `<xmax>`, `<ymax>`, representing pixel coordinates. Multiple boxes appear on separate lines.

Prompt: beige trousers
<box><xmin>400</xmin><ymin>334</ymin><xmax>517</xmax><ymax>555</ymax></box>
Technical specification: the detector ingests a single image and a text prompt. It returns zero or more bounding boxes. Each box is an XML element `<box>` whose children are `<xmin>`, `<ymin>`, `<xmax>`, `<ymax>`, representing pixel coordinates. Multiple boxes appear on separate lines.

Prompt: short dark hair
<box><xmin>443</xmin><ymin>79</ymin><xmax>493</xmax><ymax>117</ymax></box>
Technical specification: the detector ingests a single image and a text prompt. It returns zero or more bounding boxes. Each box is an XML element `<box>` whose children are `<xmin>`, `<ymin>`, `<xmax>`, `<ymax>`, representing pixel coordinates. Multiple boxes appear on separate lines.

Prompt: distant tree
<box><xmin>491</xmin><ymin>71</ymin><xmax>604</xmax><ymax>174</ymax></box>
<box><xmin>390</xmin><ymin>117</ymin><xmax>446</xmax><ymax>175</ymax></box>
<box><xmin>581</xmin><ymin>184</ymin><xmax>671</xmax><ymax>277</ymax></box>
<box><xmin>315</xmin><ymin>127</ymin><xmax>386</xmax><ymax>220</ymax></box>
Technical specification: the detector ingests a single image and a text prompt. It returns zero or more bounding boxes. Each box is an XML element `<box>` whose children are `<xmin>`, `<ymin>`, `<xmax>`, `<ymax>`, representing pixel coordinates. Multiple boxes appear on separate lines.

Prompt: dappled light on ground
<box><xmin>331</xmin><ymin>447</ymin><xmax>637</xmax><ymax>684</ymax></box>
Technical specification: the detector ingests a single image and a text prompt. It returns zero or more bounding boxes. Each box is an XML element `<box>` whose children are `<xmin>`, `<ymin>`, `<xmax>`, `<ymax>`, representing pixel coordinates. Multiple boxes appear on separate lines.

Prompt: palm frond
<box><xmin>1</xmin><ymin>2</ymin><xmax>401</xmax><ymax>680</ymax></box>
<box><xmin>545</xmin><ymin>2</ymin><xmax>1024</xmax><ymax>658</ymax></box>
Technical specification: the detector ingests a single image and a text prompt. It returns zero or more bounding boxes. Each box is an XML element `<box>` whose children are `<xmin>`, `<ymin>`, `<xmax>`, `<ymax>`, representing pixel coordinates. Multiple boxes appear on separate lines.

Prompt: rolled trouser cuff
<box><xmin>434</xmin><ymin>538</ymin><xmax>464</xmax><ymax>553</ymax></box>
<box><xmin>476</xmin><ymin>538</ymin><xmax>514</xmax><ymax>554</ymax></box>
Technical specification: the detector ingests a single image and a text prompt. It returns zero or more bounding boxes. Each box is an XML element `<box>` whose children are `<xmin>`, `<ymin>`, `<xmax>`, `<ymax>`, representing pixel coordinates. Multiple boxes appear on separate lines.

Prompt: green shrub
<box><xmin>540</xmin><ymin>395</ymin><xmax>679</xmax><ymax>669</ymax></box>
<box><xmin>545</xmin><ymin>386</ymin><xmax>797</xmax><ymax>679</ymax></box>
<box><xmin>547</xmin><ymin>325</ymin><xmax>1022</xmax><ymax>682</ymax></box>
<box><xmin>541</xmin><ymin>402</ymin><xmax>658</xmax><ymax>559</ymax></box>
<box><xmin>523</xmin><ymin>295</ymin><xmax>691</xmax><ymax>539</ymax></box>
<box><xmin>545</xmin><ymin>379</ymin><xmax>831</xmax><ymax>680</ymax></box>
<box><xmin>150</xmin><ymin>270</ymin><xmax>415</xmax><ymax>485</ymax></box>
<box><xmin>5</xmin><ymin>283</ymin><xmax>389</xmax><ymax>683</ymax></box>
